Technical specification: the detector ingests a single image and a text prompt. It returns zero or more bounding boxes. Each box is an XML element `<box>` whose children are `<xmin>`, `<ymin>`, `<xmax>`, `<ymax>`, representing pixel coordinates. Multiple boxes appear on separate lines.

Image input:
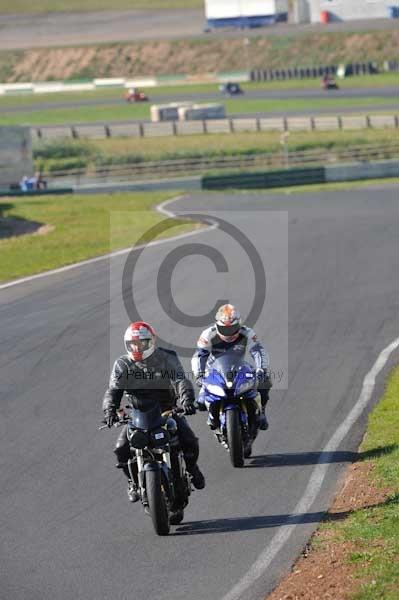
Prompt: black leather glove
<box><xmin>104</xmin><ymin>409</ymin><xmax>117</xmax><ymax>428</ymax></box>
<box><xmin>256</xmin><ymin>369</ymin><xmax>273</xmax><ymax>389</ymax></box>
<box><xmin>182</xmin><ymin>400</ymin><xmax>196</xmax><ymax>416</ymax></box>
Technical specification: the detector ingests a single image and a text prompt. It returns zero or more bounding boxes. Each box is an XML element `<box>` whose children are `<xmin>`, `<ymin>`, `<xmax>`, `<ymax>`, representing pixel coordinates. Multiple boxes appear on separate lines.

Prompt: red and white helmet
<box><xmin>124</xmin><ymin>321</ymin><xmax>156</xmax><ymax>361</ymax></box>
<box><xmin>215</xmin><ymin>304</ymin><xmax>241</xmax><ymax>342</ymax></box>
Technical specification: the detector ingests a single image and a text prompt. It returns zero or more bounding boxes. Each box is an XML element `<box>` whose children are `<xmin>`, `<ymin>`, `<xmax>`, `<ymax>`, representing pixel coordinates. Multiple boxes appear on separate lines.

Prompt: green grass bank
<box><xmin>0</xmin><ymin>192</ymin><xmax>197</xmax><ymax>283</ymax></box>
<box><xmin>33</xmin><ymin>128</ymin><xmax>399</xmax><ymax>175</ymax></box>
<box><xmin>319</xmin><ymin>366</ymin><xmax>399</xmax><ymax>599</ymax></box>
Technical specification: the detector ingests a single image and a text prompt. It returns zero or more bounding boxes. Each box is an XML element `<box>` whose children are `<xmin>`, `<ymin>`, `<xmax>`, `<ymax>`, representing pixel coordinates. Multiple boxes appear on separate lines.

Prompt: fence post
<box><xmin>105</xmin><ymin>125</ymin><xmax>111</xmax><ymax>138</ymax></box>
<box><xmin>202</xmin><ymin>120</ymin><xmax>207</xmax><ymax>134</ymax></box>
<box><xmin>310</xmin><ymin>116</ymin><xmax>315</xmax><ymax>131</ymax></box>
<box><xmin>256</xmin><ymin>117</ymin><xmax>261</xmax><ymax>132</ymax></box>
<box><xmin>395</xmin><ymin>115</ymin><xmax>399</xmax><ymax>129</ymax></box>
<box><xmin>337</xmin><ymin>116</ymin><xmax>343</xmax><ymax>130</ymax></box>
<box><xmin>172</xmin><ymin>120</ymin><xmax>177</xmax><ymax>136</ymax></box>
<box><xmin>71</xmin><ymin>127</ymin><xmax>78</xmax><ymax>139</ymax></box>
<box><xmin>366</xmin><ymin>115</ymin><xmax>371</xmax><ymax>128</ymax></box>
<box><xmin>36</xmin><ymin>128</ymin><xmax>42</xmax><ymax>139</ymax></box>
<box><xmin>229</xmin><ymin>118</ymin><xmax>234</xmax><ymax>133</ymax></box>
<box><xmin>139</xmin><ymin>122</ymin><xmax>144</xmax><ymax>137</ymax></box>
<box><xmin>283</xmin><ymin>117</ymin><xmax>288</xmax><ymax>132</ymax></box>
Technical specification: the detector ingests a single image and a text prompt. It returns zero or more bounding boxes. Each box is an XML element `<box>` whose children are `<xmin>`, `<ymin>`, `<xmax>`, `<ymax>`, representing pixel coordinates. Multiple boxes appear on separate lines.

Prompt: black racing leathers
<box><xmin>103</xmin><ymin>348</ymin><xmax>199</xmax><ymax>479</ymax></box>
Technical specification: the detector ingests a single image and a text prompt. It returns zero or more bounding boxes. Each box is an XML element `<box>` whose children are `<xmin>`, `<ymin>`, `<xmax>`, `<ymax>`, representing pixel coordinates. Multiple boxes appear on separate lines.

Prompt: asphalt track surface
<box><xmin>1</xmin><ymin>188</ymin><xmax>399</xmax><ymax>600</ymax></box>
<box><xmin>1</xmin><ymin>11</ymin><xmax>399</xmax><ymax>49</ymax></box>
<box><xmin>2</xmin><ymin>85</ymin><xmax>399</xmax><ymax>113</ymax></box>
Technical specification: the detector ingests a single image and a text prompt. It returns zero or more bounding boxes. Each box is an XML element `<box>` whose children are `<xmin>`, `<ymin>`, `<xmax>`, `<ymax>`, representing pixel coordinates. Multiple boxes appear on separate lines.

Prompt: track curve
<box><xmin>1</xmin><ymin>188</ymin><xmax>399</xmax><ymax>600</ymax></box>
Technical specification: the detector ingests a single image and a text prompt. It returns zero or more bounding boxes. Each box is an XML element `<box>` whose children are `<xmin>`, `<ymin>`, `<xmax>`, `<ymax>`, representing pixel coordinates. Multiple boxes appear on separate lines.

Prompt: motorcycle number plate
<box><xmin>155</xmin><ymin>432</ymin><xmax>165</xmax><ymax>440</ymax></box>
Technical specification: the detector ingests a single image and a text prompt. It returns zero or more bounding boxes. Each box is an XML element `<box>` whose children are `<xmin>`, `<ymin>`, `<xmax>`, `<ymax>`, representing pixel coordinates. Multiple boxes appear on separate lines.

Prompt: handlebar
<box><xmin>98</xmin><ymin>419</ymin><xmax>126</xmax><ymax>431</ymax></box>
<box><xmin>98</xmin><ymin>406</ymin><xmax>187</xmax><ymax>430</ymax></box>
<box><xmin>162</xmin><ymin>407</ymin><xmax>185</xmax><ymax>417</ymax></box>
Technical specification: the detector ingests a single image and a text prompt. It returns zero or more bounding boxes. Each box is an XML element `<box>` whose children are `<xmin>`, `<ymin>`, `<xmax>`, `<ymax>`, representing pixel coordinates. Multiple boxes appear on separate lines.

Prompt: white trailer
<box><xmin>151</xmin><ymin>102</ymin><xmax>193</xmax><ymax>122</ymax></box>
<box><xmin>178</xmin><ymin>104</ymin><xmax>226</xmax><ymax>121</ymax></box>
<box><xmin>204</xmin><ymin>0</ymin><xmax>288</xmax><ymax>28</ymax></box>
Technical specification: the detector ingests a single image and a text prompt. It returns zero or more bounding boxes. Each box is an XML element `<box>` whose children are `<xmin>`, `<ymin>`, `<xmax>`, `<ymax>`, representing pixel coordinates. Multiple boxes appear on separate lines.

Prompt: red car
<box><xmin>125</xmin><ymin>88</ymin><xmax>149</xmax><ymax>102</ymax></box>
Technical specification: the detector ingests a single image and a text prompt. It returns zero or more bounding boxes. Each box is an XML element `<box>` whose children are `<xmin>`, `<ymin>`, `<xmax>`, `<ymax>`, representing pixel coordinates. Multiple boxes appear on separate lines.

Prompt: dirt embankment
<box><xmin>267</xmin><ymin>460</ymin><xmax>395</xmax><ymax>600</ymax></box>
<box><xmin>1</xmin><ymin>29</ymin><xmax>399</xmax><ymax>82</ymax></box>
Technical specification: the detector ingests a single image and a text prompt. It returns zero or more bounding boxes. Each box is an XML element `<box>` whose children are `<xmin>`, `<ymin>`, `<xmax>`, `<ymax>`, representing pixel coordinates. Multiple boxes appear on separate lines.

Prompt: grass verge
<box><xmin>33</xmin><ymin>128</ymin><xmax>399</xmax><ymax>174</ymax></box>
<box><xmin>324</xmin><ymin>366</ymin><xmax>399</xmax><ymax>599</ymax></box>
<box><xmin>1</xmin><ymin>75</ymin><xmax>399</xmax><ymax>111</ymax></box>
<box><xmin>268</xmin><ymin>363</ymin><xmax>399</xmax><ymax>600</ymax></box>
<box><xmin>0</xmin><ymin>191</ymin><xmax>198</xmax><ymax>283</ymax></box>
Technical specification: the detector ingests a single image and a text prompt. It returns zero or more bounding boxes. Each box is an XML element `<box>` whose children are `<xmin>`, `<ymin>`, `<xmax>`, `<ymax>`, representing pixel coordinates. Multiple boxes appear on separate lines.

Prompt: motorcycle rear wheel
<box><xmin>226</xmin><ymin>409</ymin><xmax>244</xmax><ymax>467</ymax></box>
<box><xmin>146</xmin><ymin>469</ymin><xmax>170</xmax><ymax>536</ymax></box>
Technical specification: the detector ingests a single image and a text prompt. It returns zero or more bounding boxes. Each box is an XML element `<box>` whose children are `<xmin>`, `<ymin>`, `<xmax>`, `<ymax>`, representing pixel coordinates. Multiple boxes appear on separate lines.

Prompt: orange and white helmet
<box><xmin>215</xmin><ymin>304</ymin><xmax>241</xmax><ymax>342</ymax></box>
<box><xmin>124</xmin><ymin>321</ymin><xmax>156</xmax><ymax>361</ymax></box>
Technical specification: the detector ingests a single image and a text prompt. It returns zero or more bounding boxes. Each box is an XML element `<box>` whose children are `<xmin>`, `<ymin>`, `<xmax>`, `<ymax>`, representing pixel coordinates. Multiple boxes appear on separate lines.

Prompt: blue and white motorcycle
<box><xmin>201</xmin><ymin>351</ymin><xmax>261</xmax><ymax>467</ymax></box>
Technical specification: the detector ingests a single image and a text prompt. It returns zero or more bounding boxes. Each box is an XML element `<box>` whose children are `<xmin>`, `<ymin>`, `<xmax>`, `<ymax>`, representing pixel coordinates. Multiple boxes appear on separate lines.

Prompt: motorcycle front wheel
<box><xmin>146</xmin><ymin>468</ymin><xmax>170</xmax><ymax>536</ymax></box>
<box><xmin>226</xmin><ymin>409</ymin><xmax>244</xmax><ymax>468</ymax></box>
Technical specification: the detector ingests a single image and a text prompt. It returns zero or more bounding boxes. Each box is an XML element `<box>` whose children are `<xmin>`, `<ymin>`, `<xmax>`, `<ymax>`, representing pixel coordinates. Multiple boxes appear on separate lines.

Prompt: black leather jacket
<box><xmin>103</xmin><ymin>348</ymin><xmax>194</xmax><ymax>414</ymax></box>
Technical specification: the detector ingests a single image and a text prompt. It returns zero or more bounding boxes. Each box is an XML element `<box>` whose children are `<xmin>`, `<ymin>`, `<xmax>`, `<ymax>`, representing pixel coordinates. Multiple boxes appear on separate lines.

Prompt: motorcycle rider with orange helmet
<box><xmin>192</xmin><ymin>304</ymin><xmax>272</xmax><ymax>431</ymax></box>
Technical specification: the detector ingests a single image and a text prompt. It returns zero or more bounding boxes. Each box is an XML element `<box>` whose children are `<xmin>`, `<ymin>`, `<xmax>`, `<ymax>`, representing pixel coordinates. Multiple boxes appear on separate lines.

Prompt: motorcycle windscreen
<box><xmin>210</xmin><ymin>350</ymin><xmax>256</xmax><ymax>395</ymax></box>
<box><xmin>211</xmin><ymin>350</ymin><xmax>251</xmax><ymax>380</ymax></box>
<box><xmin>130</xmin><ymin>401</ymin><xmax>162</xmax><ymax>430</ymax></box>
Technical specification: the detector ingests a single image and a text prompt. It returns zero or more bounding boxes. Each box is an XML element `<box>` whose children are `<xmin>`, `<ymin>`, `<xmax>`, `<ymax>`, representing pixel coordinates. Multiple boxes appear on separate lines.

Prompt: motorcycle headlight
<box><xmin>150</xmin><ymin>428</ymin><xmax>170</xmax><ymax>448</ymax></box>
<box><xmin>128</xmin><ymin>429</ymin><xmax>148</xmax><ymax>449</ymax></box>
<box><xmin>205</xmin><ymin>383</ymin><xmax>226</xmax><ymax>397</ymax></box>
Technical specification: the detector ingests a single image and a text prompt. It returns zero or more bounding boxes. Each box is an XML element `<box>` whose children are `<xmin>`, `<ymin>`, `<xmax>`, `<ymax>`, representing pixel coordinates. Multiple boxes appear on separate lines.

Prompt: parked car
<box><xmin>322</xmin><ymin>75</ymin><xmax>339</xmax><ymax>90</ymax></box>
<box><xmin>125</xmin><ymin>88</ymin><xmax>149</xmax><ymax>102</ymax></box>
<box><xmin>219</xmin><ymin>82</ymin><xmax>244</xmax><ymax>96</ymax></box>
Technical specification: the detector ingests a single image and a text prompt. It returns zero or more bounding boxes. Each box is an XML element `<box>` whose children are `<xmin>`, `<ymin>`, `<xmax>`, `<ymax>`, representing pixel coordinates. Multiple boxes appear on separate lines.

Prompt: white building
<box><xmin>304</xmin><ymin>0</ymin><xmax>398</xmax><ymax>23</ymax></box>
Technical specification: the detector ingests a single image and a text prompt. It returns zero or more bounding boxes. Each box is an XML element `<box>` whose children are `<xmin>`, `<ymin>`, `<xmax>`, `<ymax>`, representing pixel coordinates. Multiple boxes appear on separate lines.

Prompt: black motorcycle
<box><xmin>101</xmin><ymin>400</ymin><xmax>191</xmax><ymax>536</ymax></box>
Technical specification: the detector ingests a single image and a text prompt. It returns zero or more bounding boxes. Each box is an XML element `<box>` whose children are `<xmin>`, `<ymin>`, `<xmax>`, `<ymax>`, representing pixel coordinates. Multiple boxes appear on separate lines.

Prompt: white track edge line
<box><xmin>6</xmin><ymin>191</ymin><xmax>396</xmax><ymax>600</ymax></box>
<box><xmin>222</xmin><ymin>336</ymin><xmax>399</xmax><ymax>600</ymax></box>
<box><xmin>0</xmin><ymin>195</ymin><xmax>217</xmax><ymax>291</ymax></box>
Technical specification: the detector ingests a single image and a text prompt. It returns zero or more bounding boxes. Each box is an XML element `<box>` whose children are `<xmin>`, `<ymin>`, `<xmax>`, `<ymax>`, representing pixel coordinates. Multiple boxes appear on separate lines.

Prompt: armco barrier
<box><xmin>31</xmin><ymin>113</ymin><xmax>399</xmax><ymax>141</ymax></box>
<box><xmin>325</xmin><ymin>159</ymin><xmax>399</xmax><ymax>182</ymax></box>
<box><xmin>202</xmin><ymin>167</ymin><xmax>325</xmax><ymax>190</ymax></box>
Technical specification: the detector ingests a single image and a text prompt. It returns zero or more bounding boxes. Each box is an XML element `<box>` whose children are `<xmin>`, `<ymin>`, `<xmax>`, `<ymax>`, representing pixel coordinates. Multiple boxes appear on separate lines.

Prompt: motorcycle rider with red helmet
<box><xmin>192</xmin><ymin>304</ymin><xmax>272</xmax><ymax>431</ymax></box>
<box><xmin>103</xmin><ymin>321</ymin><xmax>205</xmax><ymax>511</ymax></box>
